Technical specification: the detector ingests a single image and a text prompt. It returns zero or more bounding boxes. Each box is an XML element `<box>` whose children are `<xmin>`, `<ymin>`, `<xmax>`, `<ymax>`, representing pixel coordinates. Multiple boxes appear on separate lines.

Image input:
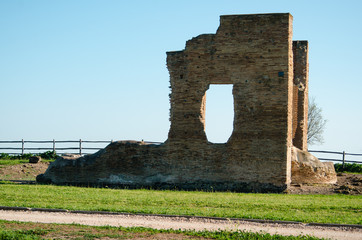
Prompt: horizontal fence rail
<box><xmin>0</xmin><ymin>139</ymin><xmax>163</xmax><ymax>156</ymax></box>
<box><xmin>0</xmin><ymin>140</ymin><xmax>361</xmax><ymax>164</ymax></box>
<box><xmin>308</xmin><ymin>150</ymin><xmax>362</xmax><ymax>165</ymax></box>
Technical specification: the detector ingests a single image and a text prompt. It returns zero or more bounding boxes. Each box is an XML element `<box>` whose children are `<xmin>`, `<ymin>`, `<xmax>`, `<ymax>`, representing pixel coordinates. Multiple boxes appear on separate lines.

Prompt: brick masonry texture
<box><xmin>38</xmin><ymin>13</ymin><xmax>309</xmax><ymax>192</ymax></box>
<box><xmin>292</xmin><ymin>41</ymin><xmax>309</xmax><ymax>151</ymax></box>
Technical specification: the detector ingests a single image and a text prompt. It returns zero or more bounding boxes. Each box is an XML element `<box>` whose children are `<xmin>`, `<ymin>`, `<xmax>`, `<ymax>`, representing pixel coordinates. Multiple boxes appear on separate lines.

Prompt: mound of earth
<box><xmin>0</xmin><ymin>162</ymin><xmax>50</xmax><ymax>182</ymax></box>
<box><xmin>289</xmin><ymin>173</ymin><xmax>361</xmax><ymax>195</ymax></box>
<box><xmin>0</xmin><ymin>162</ymin><xmax>360</xmax><ymax>194</ymax></box>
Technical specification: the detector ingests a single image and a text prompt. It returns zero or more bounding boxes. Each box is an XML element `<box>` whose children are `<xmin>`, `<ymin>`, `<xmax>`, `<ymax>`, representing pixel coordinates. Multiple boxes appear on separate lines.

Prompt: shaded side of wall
<box><xmin>38</xmin><ymin>141</ymin><xmax>287</xmax><ymax>192</ymax></box>
<box><xmin>292</xmin><ymin>41</ymin><xmax>309</xmax><ymax>151</ymax></box>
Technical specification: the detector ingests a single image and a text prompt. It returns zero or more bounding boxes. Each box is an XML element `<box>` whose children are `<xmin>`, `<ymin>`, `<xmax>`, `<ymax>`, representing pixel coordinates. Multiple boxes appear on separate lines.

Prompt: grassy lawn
<box><xmin>0</xmin><ymin>184</ymin><xmax>360</xmax><ymax>225</ymax></box>
<box><xmin>0</xmin><ymin>159</ymin><xmax>31</xmax><ymax>166</ymax></box>
<box><xmin>0</xmin><ymin>220</ymin><xmax>324</xmax><ymax>240</ymax></box>
<box><xmin>0</xmin><ymin>159</ymin><xmax>54</xmax><ymax>168</ymax></box>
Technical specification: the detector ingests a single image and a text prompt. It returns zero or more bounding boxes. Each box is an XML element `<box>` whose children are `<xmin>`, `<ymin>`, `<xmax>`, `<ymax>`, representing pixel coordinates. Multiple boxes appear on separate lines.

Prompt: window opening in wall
<box><xmin>205</xmin><ymin>84</ymin><xmax>234</xmax><ymax>143</ymax></box>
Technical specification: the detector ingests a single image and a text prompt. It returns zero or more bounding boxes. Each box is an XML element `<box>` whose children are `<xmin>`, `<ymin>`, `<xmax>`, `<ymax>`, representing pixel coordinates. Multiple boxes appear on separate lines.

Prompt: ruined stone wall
<box><xmin>167</xmin><ymin>13</ymin><xmax>294</xmax><ymax>188</ymax></box>
<box><xmin>38</xmin><ymin>13</ymin><xmax>309</xmax><ymax>193</ymax></box>
<box><xmin>292</xmin><ymin>41</ymin><xmax>309</xmax><ymax>151</ymax></box>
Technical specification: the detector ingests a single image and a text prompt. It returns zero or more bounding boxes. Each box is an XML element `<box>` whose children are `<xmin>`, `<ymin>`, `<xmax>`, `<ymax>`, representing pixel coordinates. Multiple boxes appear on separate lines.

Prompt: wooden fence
<box><xmin>0</xmin><ymin>140</ymin><xmax>361</xmax><ymax>164</ymax></box>
<box><xmin>0</xmin><ymin>139</ymin><xmax>162</xmax><ymax>156</ymax></box>
<box><xmin>308</xmin><ymin>150</ymin><xmax>362</xmax><ymax>165</ymax></box>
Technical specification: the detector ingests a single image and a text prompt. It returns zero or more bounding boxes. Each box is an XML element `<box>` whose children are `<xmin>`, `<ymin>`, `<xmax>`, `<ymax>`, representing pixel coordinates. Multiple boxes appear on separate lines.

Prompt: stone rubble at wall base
<box><xmin>37</xmin><ymin>141</ymin><xmax>288</xmax><ymax>193</ymax></box>
<box><xmin>291</xmin><ymin>147</ymin><xmax>337</xmax><ymax>184</ymax></box>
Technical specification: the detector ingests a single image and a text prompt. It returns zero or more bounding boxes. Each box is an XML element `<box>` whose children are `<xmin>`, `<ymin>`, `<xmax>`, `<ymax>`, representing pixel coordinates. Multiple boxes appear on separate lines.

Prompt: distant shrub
<box><xmin>0</xmin><ymin>153</ymin><xmax>11</xmax><ymax>159</ymax></box>
<box><xmin>39</xmin><ymin>151</ymin><xmax>58</xmax><ymax>159</ymax></box>
<box><xmin>0</xmin><ymin>151</ymin><xmax>58</xmax><ymax>160</ymax></box>
<box><xmin>21</xmin><ymin>153</ymin><xmax>34</xmax><ymax>159</ymax></box>
<box><xmin>334</xmin><ymin>163</ymin><xmax>362</xmax><ymax>173</ymax></box>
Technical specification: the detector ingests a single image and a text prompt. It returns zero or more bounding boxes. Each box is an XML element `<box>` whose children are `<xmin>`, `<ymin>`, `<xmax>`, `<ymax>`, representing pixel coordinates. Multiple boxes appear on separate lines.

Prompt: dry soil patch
<box><xmin>289</xmin><ymin>173</ymin><xmax>362</xmax><ymax>195</ymax></box>
<box><xmin>0</xmin><ymin>162</ymin><xmax>49</xmax><ymax>181</ymax></box>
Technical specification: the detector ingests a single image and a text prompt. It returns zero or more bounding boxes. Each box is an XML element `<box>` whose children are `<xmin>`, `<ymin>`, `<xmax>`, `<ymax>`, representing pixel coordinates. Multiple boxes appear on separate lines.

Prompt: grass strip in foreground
<box><xmin>0</xmin><ymin>220</ymin><xmax>324</xmax><ymax>240</ymax></box>
<box><xmin>0</xmin><ymin>184</ymin><xmax>361</xmax><ymax>225</ymax></box>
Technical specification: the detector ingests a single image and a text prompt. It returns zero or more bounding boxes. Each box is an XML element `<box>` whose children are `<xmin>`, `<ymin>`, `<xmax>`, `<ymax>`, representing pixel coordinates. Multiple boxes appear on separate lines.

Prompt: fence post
<box><xmin>342</xmin><ymin>151</ymin><xmax>346</xmax><ymax>169</ymax></box>
<box><xmin>53</xmin><ymin>139</ymin><xmax>56</xmax><ymax>157</ymax></box>
<box><xmin>79</xmin><ymin>139</ymin><xmax>82</xmax><ymax>155</ymax></box>
<box><xmin>21</xmin><ymin>139</ymin><xmax>24</xmax><ymax>155</ymax></box>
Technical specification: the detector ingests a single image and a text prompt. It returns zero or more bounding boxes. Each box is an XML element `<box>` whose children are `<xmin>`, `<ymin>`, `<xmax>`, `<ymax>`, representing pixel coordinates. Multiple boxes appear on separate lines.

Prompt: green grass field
<box><xmin>0</xmin><ymin>159</ymin><xmax>30</xmax><ymax>166</ymax></box>
<box><xmin>0</xmin><ymin>159</ymin><xmax>359</xmax><ymax>239</ymax></box>
<box><xmin>0</xmin><ymin>184</ymin><xmax>360</xmax><ymax>225</ymax></box>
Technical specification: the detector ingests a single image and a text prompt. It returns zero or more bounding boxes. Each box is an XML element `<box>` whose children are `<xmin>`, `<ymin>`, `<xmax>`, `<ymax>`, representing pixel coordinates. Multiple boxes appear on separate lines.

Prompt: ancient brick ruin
<box><xmin>38</xmin><ymin>13</ymin><xmax>321</xmax><ymax>192</ymax></box>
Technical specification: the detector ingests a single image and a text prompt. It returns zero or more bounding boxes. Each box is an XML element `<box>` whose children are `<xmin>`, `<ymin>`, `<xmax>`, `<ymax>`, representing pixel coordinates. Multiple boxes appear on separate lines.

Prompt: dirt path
<box><xmin>0</xmin><ymin>210</ymin><xmax>361</xmax><ymax>240</ymax></box>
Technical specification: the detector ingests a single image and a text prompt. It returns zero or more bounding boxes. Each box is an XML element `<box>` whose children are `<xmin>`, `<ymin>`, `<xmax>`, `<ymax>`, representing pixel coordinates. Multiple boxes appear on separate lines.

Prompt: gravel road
<box><xmin>0</xmin><ymin>210</ymin><xmax>361</xmax><ymax>240</ymax></box>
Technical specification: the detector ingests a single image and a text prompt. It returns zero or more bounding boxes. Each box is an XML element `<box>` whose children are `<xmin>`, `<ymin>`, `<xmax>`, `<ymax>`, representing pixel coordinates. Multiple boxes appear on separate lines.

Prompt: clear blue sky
<box><xmin>1</xmin><ymin>0</ymin><xmax>361</xmax><ymax>154</ymax></box>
